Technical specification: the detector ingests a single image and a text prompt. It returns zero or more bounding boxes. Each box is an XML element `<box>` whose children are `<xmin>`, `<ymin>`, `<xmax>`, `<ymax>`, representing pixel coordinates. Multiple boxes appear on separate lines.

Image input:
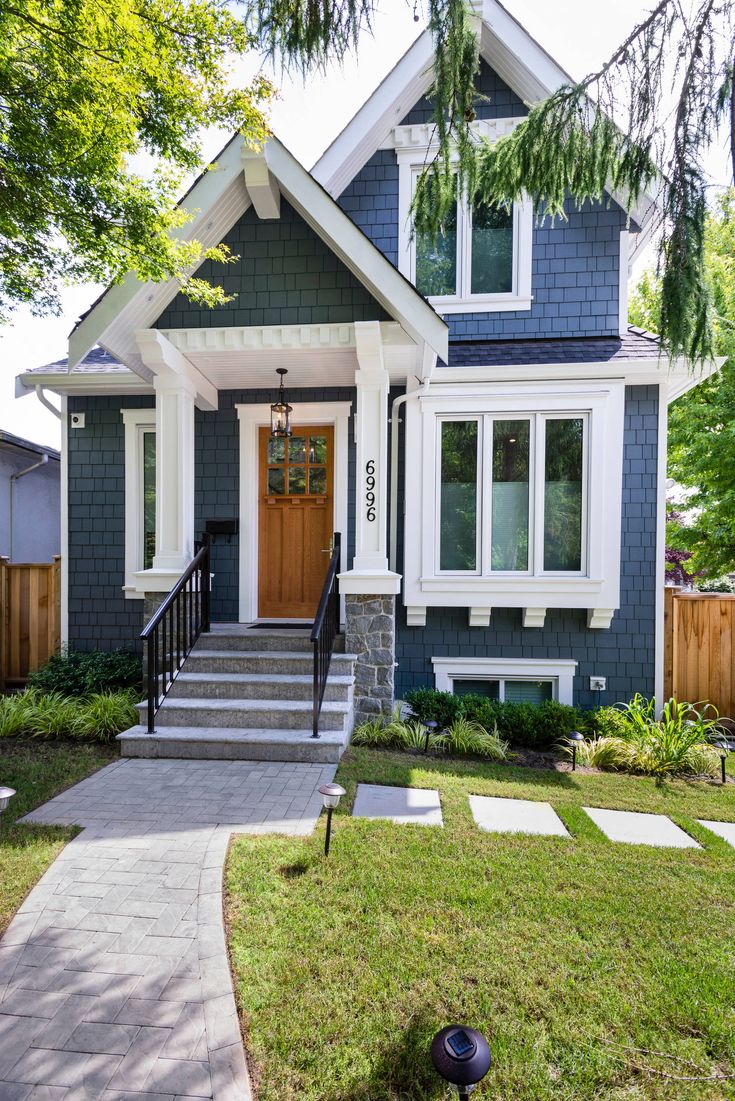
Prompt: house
<box><xmin>0</xmin><ymin>430</ymin><xmax>60</xmax><ymax>563</ymax></box>
<box><xmin>15</xmin><ymin>1</ymin><xmax>718</xmax><ymax>759</ymax></box>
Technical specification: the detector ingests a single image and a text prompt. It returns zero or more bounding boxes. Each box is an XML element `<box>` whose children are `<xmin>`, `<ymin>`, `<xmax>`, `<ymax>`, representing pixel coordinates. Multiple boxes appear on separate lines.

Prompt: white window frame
<box><xmin>435</xmin><ymin>412</ymin><xmax>589</xmax><ymax>578</ymax></box>
<box><xmin>397</xmin><ymin>134</ymin><xmax>533</xmax><ymax>314</ymax></box>
<box><xmin>122</xmin><ymin>408</ymin><xmax>156</xmax><ymax>599</ymax></box>
<box><xmin>402</xmin><ymin>380</ymin><xmax>625</xmax><ymax>620</ymax></box>
<box><xmin>432</xmin><ymin>657</ymin><xmax>577</xmax><ymax>705</ymax></box>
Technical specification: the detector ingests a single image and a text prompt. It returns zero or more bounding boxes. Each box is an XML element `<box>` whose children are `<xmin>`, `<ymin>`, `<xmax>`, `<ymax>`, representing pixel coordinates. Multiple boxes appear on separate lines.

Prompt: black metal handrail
<box><xmin>140</xmin><ymin>535</ymin><xmax>211</xmax><ymax>734</ymax></box>
<box><xmin>310</xmin><ymin>532</ymin><xmax>341</xmax><ymax>740</ymax></box>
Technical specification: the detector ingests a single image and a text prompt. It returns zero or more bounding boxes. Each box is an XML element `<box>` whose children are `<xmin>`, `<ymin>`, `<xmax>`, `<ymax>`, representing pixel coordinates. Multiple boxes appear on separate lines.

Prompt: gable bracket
<box><xmin>242</xmin><ymin>151</ymin><xmax>281</xmax><ymax>220</ymax></box>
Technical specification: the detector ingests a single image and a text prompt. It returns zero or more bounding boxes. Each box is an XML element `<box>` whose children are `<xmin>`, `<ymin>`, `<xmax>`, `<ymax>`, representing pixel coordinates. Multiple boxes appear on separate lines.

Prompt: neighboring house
<box><xmin>0</xmin><ymin>431</ymin><xmax>60</xmax><ymax>563</ymax></box>
<box><xmin>15</xmin><ymin>1</ymin><xmax>720</xmax><ymax>757</ymax></box>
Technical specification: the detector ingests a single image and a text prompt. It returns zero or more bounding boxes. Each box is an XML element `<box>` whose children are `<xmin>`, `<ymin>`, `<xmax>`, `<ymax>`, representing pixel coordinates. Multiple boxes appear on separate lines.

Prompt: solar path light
<box><xmin>568</xmin><ymin>730</ymin><xmax>585</xmax><ymax>771</ymax></box>
<box><xmin>319</xmin><ymin>782</ymin><xmax>346</xmax><ymax>856</ymax></box>
<box><xmin>713</xmin><ymin>737</ymin><xmax>729</xmax><ymax>785</ymax></box>
<box><xmin>431</xmin><ymin>1025</ymin><xmax>491</xmax><ymax>1097</ymax></box>
<box><xmin>0</xmin><ymin>786</ymin><xmax>16</xmax><ymax>819</ymax></box>
<box><xmin>425</xmin><ymin>720</ymin><xmax>438</xmax><ymax>753</ymax></box>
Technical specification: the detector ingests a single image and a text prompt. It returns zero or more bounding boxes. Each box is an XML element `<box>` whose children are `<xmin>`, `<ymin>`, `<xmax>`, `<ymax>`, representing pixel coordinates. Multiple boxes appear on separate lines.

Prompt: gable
<box><xmin>155</xmin><ymin>198</ymin><xmax>390</xmax><ymax>331</ymax></box>
<box><xmin>400</xmin><ymin>57</ymin><xmax>528</xmax><ymax>126</ymax></box>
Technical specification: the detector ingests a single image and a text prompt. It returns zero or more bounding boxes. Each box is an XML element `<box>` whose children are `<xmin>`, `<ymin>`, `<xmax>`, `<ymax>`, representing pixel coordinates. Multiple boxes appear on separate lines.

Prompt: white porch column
<box><xmin>339</xmin><ymin>320</ymin><xmax>400</xmax><ymax>595</ymax></box>
<box><xmin>134</xmin><ymin>373</ymin><xmax>196</xmax><ymax>593</ymax></box>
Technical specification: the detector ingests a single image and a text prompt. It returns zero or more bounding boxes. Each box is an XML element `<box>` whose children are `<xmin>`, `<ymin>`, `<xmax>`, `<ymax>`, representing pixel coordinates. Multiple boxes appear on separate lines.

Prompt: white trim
<box><xmin>432</xmin><ymin>656</ymin><xmax>577</xmax><ymax>705</ymax></box>
<box><xmin>121</xmin><ymin>408</ymin><xmax>156</xmax><ymax>599</ymax></box>
<box><xmin>654</xmin><ymin>382</ymin><xmax>668</xmax><ymax>709</ymax></box>
<box><xmin>60</xmin><ymin>395</ymin><xmax>69</xmax><ymax>646</ymax></box>
<box><xmin>403</xmin><ymin>380</ymin><xmax>624</xmax><ymax>616</ymax></box>
<box><xmin>618</xmin><ymin>230</ymin><xmax>630</xmax><ymax>337</ymax></box>
<box><xmin>235</xmin><ymin>401</ymin><xmax>351</xmax><ymax>622</ymax></box>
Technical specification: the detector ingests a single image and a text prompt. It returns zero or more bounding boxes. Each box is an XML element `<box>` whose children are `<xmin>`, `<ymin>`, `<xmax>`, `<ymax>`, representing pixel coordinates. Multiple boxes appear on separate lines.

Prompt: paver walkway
<box><xmin>469</xmin><ymin>795</ymin><xmax>569</xmax><ymax>837</ymax></box>
<box><xmin>0</xmin><ymin>757</ymin><xmax>335</xmax><ymax>1100</ymax></box>
<box><xmin>583</xmin><ymin>806</ymin><xmax>701</xmax><ymax>849</ymax></box>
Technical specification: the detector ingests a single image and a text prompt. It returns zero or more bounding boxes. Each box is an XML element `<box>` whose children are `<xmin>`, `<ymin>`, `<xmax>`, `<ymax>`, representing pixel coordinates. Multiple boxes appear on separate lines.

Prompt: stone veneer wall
<box><xmin>344</xmin><ymin>595</ymin><xmax>396</xmax><ymax>724</ymax></box>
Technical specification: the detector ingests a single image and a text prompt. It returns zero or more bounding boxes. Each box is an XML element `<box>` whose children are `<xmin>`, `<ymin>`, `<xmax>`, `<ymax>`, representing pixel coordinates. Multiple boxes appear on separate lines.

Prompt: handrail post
<box><xmin>310</xmin><ymin>531</ymin><xmax>342</xmax><ymax>740</ymax></box>
<box><xmin>202</xmin><ymin>533</ymin><xmax>211</xmax><ymax>633</ymax></box>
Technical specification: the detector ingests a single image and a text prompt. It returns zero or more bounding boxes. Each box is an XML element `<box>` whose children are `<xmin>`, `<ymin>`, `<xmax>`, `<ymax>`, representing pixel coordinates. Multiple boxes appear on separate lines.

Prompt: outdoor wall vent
<box><xmin>69</xmin><ymin>413</ymin><xmax>85</xmax><ymax>429</ymax></box>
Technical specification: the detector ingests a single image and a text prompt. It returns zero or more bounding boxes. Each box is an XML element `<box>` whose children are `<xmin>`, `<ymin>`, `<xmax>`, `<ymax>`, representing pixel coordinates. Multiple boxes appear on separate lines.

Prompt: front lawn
<box><xmin>227</xmin><ymin>747</ymin><xmax>735</xmax><ymax>1101</ymax></box>
<box><xmin>0</xmin><ymin>739</ymin><xmax>115</xmax><ymax>934</ymax></box>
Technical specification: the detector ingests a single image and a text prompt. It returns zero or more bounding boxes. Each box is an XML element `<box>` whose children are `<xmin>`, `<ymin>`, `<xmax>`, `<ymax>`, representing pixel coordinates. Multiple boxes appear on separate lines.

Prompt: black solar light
<box><xmin>425</xmin><ymin>720</ymin><xmax>439</xmax><ymax>753</ymax></box>
<box><xmin>431</xmin><ymin>1025</ymin><xmax>491</xmax><ymax>1097</ymax></box>
<box><xmin>713</xmin><ymin>737</ymin><xmax>729</xmax><ymax>785</ymax></box>
<box><xmin>568</xmin><ymin>730</ymin><xmax>585</xmax><ymax>772</ymax></box>
<box><xmin>0</xmin><ymin>786</ymin><xmax>15</xmax><ymax>819</ymax></box>
<box><xmin>319</xmin><ymin>783</ymin><xmax>346</xmax><ymax>856</ymax></box>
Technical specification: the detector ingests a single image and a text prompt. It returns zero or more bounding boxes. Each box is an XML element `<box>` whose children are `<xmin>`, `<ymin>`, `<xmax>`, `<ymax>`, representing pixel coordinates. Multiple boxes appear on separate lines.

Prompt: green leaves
<box><xmin>0</xmin><ymin>0</ymin><xmax>275</xmax><ymax>320</ymax></box>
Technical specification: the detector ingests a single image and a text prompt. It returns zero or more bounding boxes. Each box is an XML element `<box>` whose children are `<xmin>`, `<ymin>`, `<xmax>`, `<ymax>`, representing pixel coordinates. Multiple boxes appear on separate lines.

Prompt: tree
<box><xmin>0</xmin><ymin>0</ymin><xmax>274</xmax><ymax>320</ymax></box>
<box><xmin>630</xmin><ymin>188</ymin><xmax>735</xmax><ymax>577</ymax></box>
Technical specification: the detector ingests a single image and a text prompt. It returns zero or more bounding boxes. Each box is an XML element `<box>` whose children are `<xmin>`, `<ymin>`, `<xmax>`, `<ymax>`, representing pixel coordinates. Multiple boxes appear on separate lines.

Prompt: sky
<box><xmin>1</xmin><ymin>0</ymin><xmax>731</xmax><ymax>450</ymax></box>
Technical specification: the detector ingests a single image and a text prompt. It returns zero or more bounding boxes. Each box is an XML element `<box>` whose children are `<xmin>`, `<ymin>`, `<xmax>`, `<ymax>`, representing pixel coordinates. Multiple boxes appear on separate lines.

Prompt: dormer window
<box><xmin>414</xmin><ymin>181</ymin><xmax>515</xmax><ymax>301</ymax></box>
<box><xmin>394</xmin><ymin>118</ymin><xmax>533</xmax><ymax>314</ymax></box>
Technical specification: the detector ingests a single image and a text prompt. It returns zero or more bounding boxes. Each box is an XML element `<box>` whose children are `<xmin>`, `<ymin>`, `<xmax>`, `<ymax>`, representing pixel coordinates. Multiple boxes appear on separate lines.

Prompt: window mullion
<box><xmin>481</xmin><ymin>415</ymin><xmax>492</xmax><ymax>575</ymax></box>
<box><xmin>533</xmin><ymin>414</ymin><xmax>545</xmax><ymax>576</ymax></box>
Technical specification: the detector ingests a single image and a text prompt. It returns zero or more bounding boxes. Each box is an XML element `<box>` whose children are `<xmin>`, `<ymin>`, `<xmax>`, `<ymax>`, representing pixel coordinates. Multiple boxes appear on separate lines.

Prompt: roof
<box><xmin>0</xmin><ymin>430</ymin><xmax>60</xmax><ymax>461</ymax></box>
<box><xmin>29</xmin><ymin>347</ymin><xmax>130</xmax><ymax>375</ymax></box>
<box><xmin>446</xmin><ymin>328</ymin><xmax>661</xmax><ymax>367</ymax></box>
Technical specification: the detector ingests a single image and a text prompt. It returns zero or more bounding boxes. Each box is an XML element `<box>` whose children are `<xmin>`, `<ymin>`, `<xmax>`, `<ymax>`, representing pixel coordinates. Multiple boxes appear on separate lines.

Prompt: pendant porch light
<box><xmin>270</xmin><ymin>368</ymin><xmax>293</xmax><ymax>438</ymax></box>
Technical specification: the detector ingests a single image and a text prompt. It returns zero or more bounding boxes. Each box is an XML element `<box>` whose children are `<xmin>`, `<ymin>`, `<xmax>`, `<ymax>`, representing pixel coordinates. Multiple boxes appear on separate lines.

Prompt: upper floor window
<box><xmin>438</xmin><ymin>413</ymin><xmax>586</xmax><ymax>577</ymax></box>
<box><xmin>414</xmin><ymin>181</ymin><xmax>515</xmax><ymax>301</ymax></box>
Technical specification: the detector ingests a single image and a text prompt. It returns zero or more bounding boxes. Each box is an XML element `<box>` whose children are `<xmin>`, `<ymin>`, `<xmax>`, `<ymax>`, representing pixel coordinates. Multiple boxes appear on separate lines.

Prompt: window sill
<box><xmin>417</xmin><ymin>575</ymin><xmax>606</xmax><ymax>607</ymax></box>
<box><xmin>430</xmin><ymin>294</ymin><xmax>533</xmax><ymax>315</ymax></box>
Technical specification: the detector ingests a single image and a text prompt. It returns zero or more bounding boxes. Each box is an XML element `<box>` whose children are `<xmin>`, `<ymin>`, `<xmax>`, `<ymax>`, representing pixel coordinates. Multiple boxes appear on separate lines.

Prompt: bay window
<box><xmin>437</xmin><ymin>413</ymin><xmax>587</xmax><ymax>577</ymax></box>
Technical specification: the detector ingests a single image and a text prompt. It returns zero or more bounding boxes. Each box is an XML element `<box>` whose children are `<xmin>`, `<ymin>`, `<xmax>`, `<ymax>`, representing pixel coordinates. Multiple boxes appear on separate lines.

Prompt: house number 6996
<box><xmin>365</xmin><ymin>460</ymin><xmax>376</xmax><ymax>521</ymax></box>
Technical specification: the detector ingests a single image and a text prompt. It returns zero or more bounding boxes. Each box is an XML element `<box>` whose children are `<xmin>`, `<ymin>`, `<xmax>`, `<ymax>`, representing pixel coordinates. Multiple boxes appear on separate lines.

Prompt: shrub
<box><xmin>444</xmin><ymin>717</ymin><xmax>510</xmax><ymax>761</ymax></box>
<box><xmin>0</xmin><ymin>688</ymin><xmax>137</xmax><ymax>742</ymax></box>
<box><xmin>404</xmin><ymin>688</ymin><xmax>461</xmax><ymax>729</ymax></box>
<box><xmin>563</xmin><ymin>735</ymin><xmax>634</xmax><ymax>771</ymax></box>
<box><xmin>28</xmin><ymin>649</ymin><xmax>142</xmax><ymax>697</ymax></box>
<box><xmin>72</xmin><ymin>691</ymin><xmax>138</xmax><ymax>742</ymax></box>
<box><xmin>592</xmin><ymin>706</ymin><xmax>632</xmax><ymax>739</ymax></box>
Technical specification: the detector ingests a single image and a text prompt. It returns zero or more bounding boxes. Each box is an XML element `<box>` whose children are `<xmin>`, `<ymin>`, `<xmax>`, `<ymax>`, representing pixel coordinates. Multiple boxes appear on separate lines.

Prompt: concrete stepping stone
<box><xmin>469</xmin><ymin>795</ymin><xmax>569</xmax><ymax>837</ymax></box>
<box><xmin>583</xmin><ymin>807</ymin><xmax>700</xmax><ymax>848</ymax></box>
<box><xmin>697</xmin><ymin>820</ymin><xmax>735</xmax><ymax>847</ymax></box>
<box><xmin>352</xmin><ymin>784</ymin><xmax>443</xmax><ymax>826</ymax></box>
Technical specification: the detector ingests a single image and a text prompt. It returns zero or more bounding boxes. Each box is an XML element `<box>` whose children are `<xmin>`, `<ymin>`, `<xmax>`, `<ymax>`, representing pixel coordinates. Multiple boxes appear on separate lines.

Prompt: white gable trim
<box><xmin>69</xmin><ymin>135</ymin><xmax>448</xmax><ymax>376</ymax></box>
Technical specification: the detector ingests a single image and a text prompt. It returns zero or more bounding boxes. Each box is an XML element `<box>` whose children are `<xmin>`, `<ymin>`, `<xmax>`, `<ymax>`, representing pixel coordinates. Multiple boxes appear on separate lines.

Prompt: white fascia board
<box><xmin>312</xmin><ymin>30</ymin><xmax>434</xmax><ymax>197</ymax></box>
<box><xmin>429</xmin><ymin>358</ymin><xmax>669</xmax><ymax>388</ymax></box>
<box><xmin>666</xmin><ymin>355</ymin><xmax>725</xmax><ymax>403</ymax></box>
<box><xmin>17</xmin><ymin>371</ymin><xmax>153</xmax><ymax>397</ymax></box>
<box><xmin>68</xmin><ymin>136</ymin><xmax>249</xmax><ymax>373</ymax></box>
<box><xmin>479</xmin><ymin>1</ymin><xmax>570</xmax><ymax>102</ymax></box>
<box><xmin>266</xmin><ymin>139</ymin><xmax>448</xmax><ymax>362</ymax></box>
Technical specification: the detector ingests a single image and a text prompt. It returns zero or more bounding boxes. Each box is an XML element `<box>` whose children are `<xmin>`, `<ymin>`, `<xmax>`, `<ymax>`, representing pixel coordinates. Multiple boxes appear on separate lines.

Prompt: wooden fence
<box><xmin>0</xmin><ymin>557</ymin><xmax>61</xmax><ymax>688</ymax></box>
<box><xmin>664</xmin><ymin>586</ymin><xmax>735</xmax><ymax>718</ymax></box>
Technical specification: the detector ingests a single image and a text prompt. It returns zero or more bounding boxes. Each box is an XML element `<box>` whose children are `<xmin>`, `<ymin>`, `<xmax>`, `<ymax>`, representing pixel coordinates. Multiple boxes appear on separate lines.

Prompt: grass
<box><xmin>227</xmin><ymin>747</ymin><xmax>735</xmax><ymax>1101</ymax></box>
<box><xmin>0</xmin><ymin>738</ymin><xmax>115</xmax><ymax>934</ymax></box>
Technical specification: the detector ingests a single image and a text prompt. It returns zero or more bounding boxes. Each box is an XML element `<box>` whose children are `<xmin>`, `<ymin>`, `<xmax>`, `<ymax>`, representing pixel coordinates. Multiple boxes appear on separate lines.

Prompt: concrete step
<box><xmin>183</xmin><ymin>650</ymin><xmax>357</xmax><ymax>676</ymax></box>
<box><xmin>196</xmin><ymin>627</ymin><xmax>346</xmax><ymax>653</ymax></box>
<box><xmin>168</xmin><ymin>671</ymin><xmax>353</xmax><ymax>702</ymax></box>
<box><xmin>136</xmin><ymin>696</ymin><xmax>349</xmax><ymax>731</ymax></box>
<box><xmin>118</xmin><ymin>724</ymin><xmax>348</xmax><ymax>763</ymax></box>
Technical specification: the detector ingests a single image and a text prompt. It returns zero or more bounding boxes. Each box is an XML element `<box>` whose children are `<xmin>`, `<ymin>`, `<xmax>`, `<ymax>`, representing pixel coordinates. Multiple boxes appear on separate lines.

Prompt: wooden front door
<box><xmin>258</xmin><ymin>426</ymin><xmax>334</xmax><ymax>619</ymax></box>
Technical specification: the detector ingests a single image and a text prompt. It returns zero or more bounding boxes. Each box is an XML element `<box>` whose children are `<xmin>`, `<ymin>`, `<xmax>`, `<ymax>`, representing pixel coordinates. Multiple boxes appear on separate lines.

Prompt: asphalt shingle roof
<box><xmin>446</xmin><ymin>327</ymin><xmax>661</xmax><ymax>367</ymax></box>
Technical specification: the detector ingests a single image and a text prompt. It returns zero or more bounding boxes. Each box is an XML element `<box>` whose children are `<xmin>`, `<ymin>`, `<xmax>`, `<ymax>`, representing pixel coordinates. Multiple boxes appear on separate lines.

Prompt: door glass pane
<box><xmin>452</xmin><ymin>679</ymin><xmax>500</xmax><ymax>699</ymax></box>
<box><xmin>544</xmin><ymin>418</ymin><xmax>584</xmax><ymax>571</ymax></box>
<box><xmin>415</xmin><ymin>194</ymin><xmax>458</xmax><ymax>297</ymax></box>
<box><xmin>289</xmin><ymin>436</ymin><xmax>306</xmax><ymax>463</ymax></box>
<box><xmin>288</xmin><ymin>466</ymin><xmax>306</xmax><ymax>495</ymax></box>
<box><xmin>142</xmin><ymin>432</ymin><xmax>155</xmax><ymax>571</ymax></box>
<box><xmin>267</xmin><ymin>468</ymin><xmax>285</xmax><ymax>495</ymax></box>
<box><xmin>267</xmin><ymin>438</ymin><xmax>285</xmax><ymax>464</ymax></box>
<box><xmin>309</xmin><ymin>436</ymin><xmax>327</xmax><ymax>464</ymax></box>
<box><xmin>505</xmin><ymin>680</ymin><xmax>553</xmax><ymax>705</ymax></box>
<box><xmin>309</xmin><ymin>467</ymin><xmax>327</xmax><ymax>495</ymax></box>
<box><xmin>471</xmin><ymin>201</ymin><xmax>514</xmax><ymax>294</ymax></box>
<box><xmin>491</xmin><ymin>420</ymin><xmax>529</xmax><ymax>571</ymax></box>
<box><xmin>440</xmin><ymin>421</ymin><xmax>478</xmax><ymax>571</ymax></box>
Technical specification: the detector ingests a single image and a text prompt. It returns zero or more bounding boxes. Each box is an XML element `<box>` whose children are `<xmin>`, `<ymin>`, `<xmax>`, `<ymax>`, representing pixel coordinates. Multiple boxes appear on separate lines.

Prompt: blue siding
<box><xmin>400</xmin><ymin>58</ymin><xmax>528</xmax><ymax>123</ymax></box>
<box><xmin>195</xmin><ymin>388</ymin><xmax>356</xmax><ymax>622</ymax></box>
<box><xmin>155</xmin><ymin>199</ymin><xmax>389</xmax><ymax>330</ymax></box>
<box><xmin>337</xmin><ymin>58</ymin><xmax>625</xmax><ymax>342</ymax></box>
<box><xmin>67</xmin><ymin>395</ymin><xmax>154</xmax><ymax>652</ymax></box>
<box><xmin>337</xmin><ymin>150</ymin><xmax>399</xmax><ymax>268</ymax></box>
<box><xmin>393</xmin><ymin>386</ymin><xmax>659</xmax><ymax>709</ymax></box>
